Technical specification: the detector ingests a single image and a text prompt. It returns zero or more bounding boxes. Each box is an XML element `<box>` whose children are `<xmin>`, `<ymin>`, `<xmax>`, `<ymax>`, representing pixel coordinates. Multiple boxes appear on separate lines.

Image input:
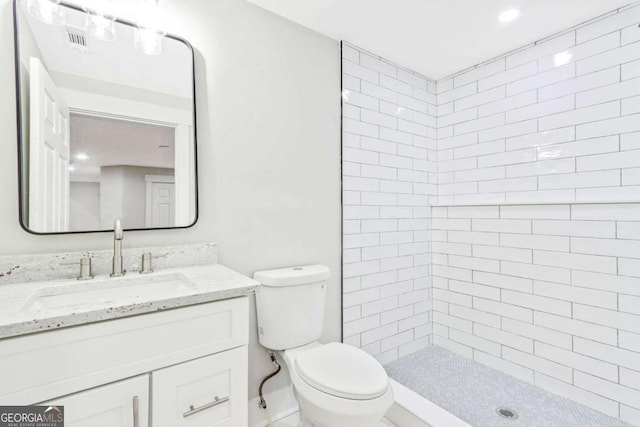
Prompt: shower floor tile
<box><xmin>385</xmin><ymin>346</ymin><xmax>633</xmax><ymax>427</ymax></box>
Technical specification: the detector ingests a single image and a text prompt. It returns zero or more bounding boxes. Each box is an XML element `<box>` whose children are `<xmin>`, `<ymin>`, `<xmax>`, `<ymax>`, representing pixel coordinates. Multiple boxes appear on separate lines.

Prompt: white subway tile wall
<box><xmin>431</xmin><ymin>203</ymin><xmax>640</xmax><ymax>424</ymax></box>
<box><xmin>436</xmin><ymin>5</ymin><xmax>640</xmax><ymax>205</ymax></box>
<box><xmin>342</xmin><ymin>43</ymin><xmax>437</xmax><ymax>364</ymax></box>
<box><xmin>342</xmin><ymin>6</ymin><xmax>640</xmax><ymax>425</ymax></box>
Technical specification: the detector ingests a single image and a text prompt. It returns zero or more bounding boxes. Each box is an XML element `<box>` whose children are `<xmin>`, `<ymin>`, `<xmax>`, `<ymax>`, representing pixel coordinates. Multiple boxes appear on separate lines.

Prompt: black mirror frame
<box><xmin>13</xmin><ymin>0</ymin><xmax>199</xmax><ymax>235</ymax></box>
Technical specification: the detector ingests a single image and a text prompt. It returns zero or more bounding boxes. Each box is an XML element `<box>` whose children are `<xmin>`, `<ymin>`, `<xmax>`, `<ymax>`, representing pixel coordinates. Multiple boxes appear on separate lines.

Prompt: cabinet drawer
<box><xmin>41</xmin><ymin>375</ymin><xmax>149</xmax><ymax>427</ymax></box>
<box><xmin>0</xmin><ymin>297</ymin><xmax>248</xmax><ymax>404</ymax></box>
<box><xmin>152</xmin><ymin>346</ymin><xmax>248</xmax><ymax>427</ymax></box>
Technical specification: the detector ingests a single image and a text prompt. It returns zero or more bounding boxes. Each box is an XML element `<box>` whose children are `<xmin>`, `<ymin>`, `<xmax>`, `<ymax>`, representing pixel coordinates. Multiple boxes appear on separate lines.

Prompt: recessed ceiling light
<box><xmin>498</xmin><ymin>9</ymin><xmax>520</xmax><ymax>23</ymax></box>
<box><xmin>554</xmin><ymin>51</ymin><xmax>573</xmax><ymax>67</ymax></box>
<box><xmin>74</xmin><ymin>153</ymin><xmax>89</xmax><ymax>161</ymax></box>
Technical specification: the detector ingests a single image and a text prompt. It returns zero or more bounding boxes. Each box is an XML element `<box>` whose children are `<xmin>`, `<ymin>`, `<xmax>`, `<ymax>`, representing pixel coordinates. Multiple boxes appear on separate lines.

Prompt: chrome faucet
<box><xmin>110</xmin><ymin>219</ymin><xmax>125</xmax><ymax>277</ymax></box>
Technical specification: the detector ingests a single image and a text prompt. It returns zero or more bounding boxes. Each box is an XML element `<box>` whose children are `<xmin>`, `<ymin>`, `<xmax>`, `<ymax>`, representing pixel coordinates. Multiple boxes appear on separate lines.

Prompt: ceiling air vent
<box><xmin>64</xmin><ymin>27</ymin><xmax>89</xmax><ymax>51</ymax></box>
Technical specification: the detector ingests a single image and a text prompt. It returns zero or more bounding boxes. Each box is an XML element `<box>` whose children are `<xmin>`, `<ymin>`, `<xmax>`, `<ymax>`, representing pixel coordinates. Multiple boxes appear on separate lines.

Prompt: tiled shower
<box><xmin>342</xmin><ymin>42</ymin><xmax>438</xmax><ymax>362</ymax></box>
<box><xmin>342</xmin><ymin>4</ymin><xmax>640</xmax><ymax>425</ymax></box>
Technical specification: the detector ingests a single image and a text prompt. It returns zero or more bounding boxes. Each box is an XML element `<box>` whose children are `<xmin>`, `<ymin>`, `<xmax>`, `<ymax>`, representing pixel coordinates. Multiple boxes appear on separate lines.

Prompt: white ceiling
<box><xmin>246</xmin><ymin>0</ymin><xmax>636</xmax><ymax>79</ymax></box>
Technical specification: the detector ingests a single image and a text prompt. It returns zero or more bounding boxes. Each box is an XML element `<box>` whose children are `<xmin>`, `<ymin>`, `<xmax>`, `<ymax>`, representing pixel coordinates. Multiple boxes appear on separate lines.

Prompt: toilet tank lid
<box><xmin>253</xmin><ymin>265</ymin><xmax>330</xmax><ymax>287</ymax></box>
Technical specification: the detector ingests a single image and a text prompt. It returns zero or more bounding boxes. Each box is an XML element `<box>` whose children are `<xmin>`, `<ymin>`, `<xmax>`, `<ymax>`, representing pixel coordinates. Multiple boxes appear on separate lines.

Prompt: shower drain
<box><xmin>496</xmin><ymin>407</ymin><xmax>519</xmax><ymax>420</ymax></box>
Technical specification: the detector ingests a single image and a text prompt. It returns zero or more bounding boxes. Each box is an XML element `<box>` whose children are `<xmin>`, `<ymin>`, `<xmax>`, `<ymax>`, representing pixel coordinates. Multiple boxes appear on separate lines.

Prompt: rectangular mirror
<box><xmin>13</xmin><ymin>0</ymin><xmax>198</xmax><ymax>234</ymax></box>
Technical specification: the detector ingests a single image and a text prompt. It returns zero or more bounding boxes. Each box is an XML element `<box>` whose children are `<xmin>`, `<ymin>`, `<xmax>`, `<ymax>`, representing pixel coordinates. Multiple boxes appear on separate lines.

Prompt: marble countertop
<box><xmin>0</xmin><ymin>263</ymin><xmax>260</xmax><ymax>340</ymax></box>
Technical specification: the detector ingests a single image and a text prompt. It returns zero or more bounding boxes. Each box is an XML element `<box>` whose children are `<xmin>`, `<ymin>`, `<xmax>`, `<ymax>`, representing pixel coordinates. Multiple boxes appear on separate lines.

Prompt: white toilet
<box><xmin>254</xmin><ymin>265</ymin><xmax>394</xmax><ymax>427</ymax></box>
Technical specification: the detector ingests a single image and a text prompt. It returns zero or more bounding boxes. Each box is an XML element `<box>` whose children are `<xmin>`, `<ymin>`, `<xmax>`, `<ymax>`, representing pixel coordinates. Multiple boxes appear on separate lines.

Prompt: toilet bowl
<box><xmin>280</xmin><ymin>342</ymin><xmax>394</xmax><ymax>427</ymax></box>
<box><xmin>253</xmin><ymin>265</ymin><xmax>394</xmax><ymax>427</ymax></box>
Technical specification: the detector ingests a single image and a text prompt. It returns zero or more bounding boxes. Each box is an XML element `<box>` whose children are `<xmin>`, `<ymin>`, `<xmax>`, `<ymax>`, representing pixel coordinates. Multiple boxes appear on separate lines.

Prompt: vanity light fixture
<box><xmin>498</xmin><ymin>8</ymin><xmax>520</xmax><ymax>23</ymax></box>
<box><xmin>28</xmin><ymin>0</ymin><xmax>169</xmax><ymax>55</ymax></box>
<box><xmin>83</xmin><ymin>0</ymin><xmax>117</xmax><ymax>42</ymax></box>
<box><xmin>134</xmin><ymin>0</ymin><xmax>167</xmax><ymax>55</ymax></box>
<box><xmin>27</xmin><ymin>0</ymin><xmax>65</xmax><ymax>25</ymax></box>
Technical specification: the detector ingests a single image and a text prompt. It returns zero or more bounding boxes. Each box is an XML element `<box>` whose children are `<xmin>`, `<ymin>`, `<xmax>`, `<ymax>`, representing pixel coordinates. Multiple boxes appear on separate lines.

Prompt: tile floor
<box><xmin>385</xmin><ymin>346</ymin><xmax>633</xmax><ymax>427</ymax></box>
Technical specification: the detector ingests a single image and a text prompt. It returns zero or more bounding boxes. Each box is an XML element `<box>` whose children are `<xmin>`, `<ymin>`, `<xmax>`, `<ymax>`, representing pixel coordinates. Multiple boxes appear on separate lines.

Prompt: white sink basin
<box><xmin>20</xmin><ymin>272</ymin><xmax>197</xmax><ymax>313</ymax></box>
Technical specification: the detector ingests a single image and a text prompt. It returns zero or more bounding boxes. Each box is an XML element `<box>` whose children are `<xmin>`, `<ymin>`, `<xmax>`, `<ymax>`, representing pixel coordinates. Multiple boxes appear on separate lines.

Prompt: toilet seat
<box><xmin>294</xmin><ymin>342</ymin><xmax>388</xmax><ymax>400</ymax></box>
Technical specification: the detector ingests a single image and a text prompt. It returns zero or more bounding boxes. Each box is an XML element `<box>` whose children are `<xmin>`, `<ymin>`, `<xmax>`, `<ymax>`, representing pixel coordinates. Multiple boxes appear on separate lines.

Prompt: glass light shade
<box><xmin>85</xmin><ymin>12</ymin><xmax>116</xmax><ymax>41</ymax></box>
<box><xmin>27</xmin><ymin>0</ymin><xmax>65</xmax><ymax>25</ymax></box>
<box><xmin>83</xmin><ymin>0</ymin><xmax>117</xmax><ymax>41</ymax></box>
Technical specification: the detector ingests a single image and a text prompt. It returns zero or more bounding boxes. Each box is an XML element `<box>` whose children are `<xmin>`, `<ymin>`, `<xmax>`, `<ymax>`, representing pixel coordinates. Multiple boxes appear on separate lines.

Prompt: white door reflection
<box><xmin>145</xmin><ymin>175</ymin><xmax>176</xmax><ymax>228</ymax></box>
<box><xmin>29</xmin><ymin>57</ymin><xmax>70</xmax><ymax>233</ymax></box>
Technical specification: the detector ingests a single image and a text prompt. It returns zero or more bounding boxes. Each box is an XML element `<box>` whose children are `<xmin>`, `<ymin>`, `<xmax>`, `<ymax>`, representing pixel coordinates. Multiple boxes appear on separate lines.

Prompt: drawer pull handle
<box><xmin>133</xmin><ymin>396</ymin><xmax>139</xmax><ymax>427</ymax></box>
<box><xmin>183</xmin><ymin>396</ymin><xmax>229</xmax><ymax>418</ymax></box>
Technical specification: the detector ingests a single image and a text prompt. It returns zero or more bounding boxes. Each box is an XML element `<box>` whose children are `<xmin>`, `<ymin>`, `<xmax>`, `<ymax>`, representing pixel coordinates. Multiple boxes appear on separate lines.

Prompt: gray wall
<box><xmin>69</xmin><ymin>182</ymin><xmax>100</xmax><ymax>231</ymax></box>
<box><xmin>99</xmin><ymin>166</ymin><xmax>125</xmax><ymax>229</ymax></box>
<box><xmin>0</xmin><ymin>0</ymin><xmax>341</xmax><ymax>402</ymax></box>
<box><xmin>99</xmin><ymin>165</ymin><xmax>174</xmax><ymax>229</ymax></box>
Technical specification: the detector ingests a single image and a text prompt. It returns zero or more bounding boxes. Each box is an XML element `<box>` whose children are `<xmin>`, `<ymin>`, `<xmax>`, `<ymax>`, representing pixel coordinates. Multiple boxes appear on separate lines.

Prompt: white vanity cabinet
<box><xmin>152</xmin><ymin>346</ymin><xmax>248</xmax><ymax>426</ymax></box>
<box><xmin>42</xmin><ymin>375</ymin><xmax>150</xmax><ymax>427</ymax></box>
<box><xmin>0</xmin><ymin>296</ymin><xmax>250</xmax><ymax>427</ymax></box>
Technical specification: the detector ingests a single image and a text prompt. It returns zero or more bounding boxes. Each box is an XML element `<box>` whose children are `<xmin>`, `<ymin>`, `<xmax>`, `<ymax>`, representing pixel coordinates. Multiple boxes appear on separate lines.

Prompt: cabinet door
<box><xmin>42</xmin><ymin>375</ymin><xmax>149</xmax><ymax>427</ymax></box>
<box><xmin>152</xmin><ymin>346</ymin><xmax>248</xmax><ymax>427</ymax></box>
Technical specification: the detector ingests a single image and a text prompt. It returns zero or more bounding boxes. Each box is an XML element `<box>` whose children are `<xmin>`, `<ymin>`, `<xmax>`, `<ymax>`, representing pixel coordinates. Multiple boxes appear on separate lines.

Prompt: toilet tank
<box><xmin>254</xmin><ymin>265</ymin><xmax>330</xmax><ymax>350</ymax></box>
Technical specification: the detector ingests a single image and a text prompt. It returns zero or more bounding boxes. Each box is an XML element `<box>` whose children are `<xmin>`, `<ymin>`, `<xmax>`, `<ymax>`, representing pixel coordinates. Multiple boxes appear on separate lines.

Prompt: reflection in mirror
<box><xmin>69</xmin><ymin>114</ymin><xmax>178</xmax><ymax>231</ymax></box>
<box><xmin>14</xmin><ymin>0</ymin><xmax>197</xmax><ymax>234</ymax></box>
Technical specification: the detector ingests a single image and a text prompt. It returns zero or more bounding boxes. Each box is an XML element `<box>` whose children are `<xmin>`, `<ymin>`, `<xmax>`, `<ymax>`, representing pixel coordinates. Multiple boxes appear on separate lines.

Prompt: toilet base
<box><xmin>281</xmin><ymin>343</ymin><xmax>394</xmax><ymax>427</ymax></box>
<box><xmin>295</xmin><ymin>388</ymin><xmax>394</xmax><ymax>427</ymax></box>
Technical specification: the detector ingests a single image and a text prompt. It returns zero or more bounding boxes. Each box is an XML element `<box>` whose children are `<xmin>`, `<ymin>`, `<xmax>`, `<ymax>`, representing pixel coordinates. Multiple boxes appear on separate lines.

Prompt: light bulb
<box><xmin>498</xmin><ymin>9</ymin><xmax>520</xmax><ymax>23</ymax></box>
<box><xmin>27</xmin><ymin>0</ymin><xmax>65</xmax><ymax>25</ymax></box>
<box><xmin>137</xmin><ymin>0</ymin><xmax>167</xmax><ymax>34</ymax></box>
<box><xmin>135</xmin><ymin>0</ymin><xmax>167</xmax><ymax>55</ymax></box>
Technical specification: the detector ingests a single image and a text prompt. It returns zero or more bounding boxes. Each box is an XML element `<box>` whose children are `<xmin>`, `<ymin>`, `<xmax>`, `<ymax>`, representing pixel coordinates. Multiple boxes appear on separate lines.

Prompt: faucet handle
<box><xmin>60</xmin><ymin>257</ymin><xmax>94</xmax><ymax>281</ymax></box>
<box><xmin>140</xmin><ymin>253</ymin><xmax>154</xmax><ymax>274</ymax></box>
